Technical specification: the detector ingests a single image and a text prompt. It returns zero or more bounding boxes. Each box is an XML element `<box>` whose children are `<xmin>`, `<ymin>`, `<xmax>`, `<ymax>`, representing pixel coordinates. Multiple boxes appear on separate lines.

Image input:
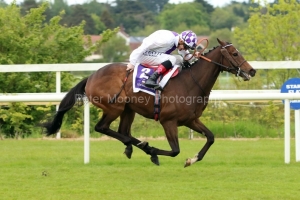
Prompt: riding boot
<box><xmin>145</xmin><ymin>65</ymin><xmax>167</xmax><ymax>89</ymax></box>
<box><xmin>144</xmin><ymin>60</ymin><xmax>173</xmax><ymax>90</ymax></box>
<box><xmin>144</xmin><ymin>71</ymin><xmax>161</xmax><ymax>89</ymax></box>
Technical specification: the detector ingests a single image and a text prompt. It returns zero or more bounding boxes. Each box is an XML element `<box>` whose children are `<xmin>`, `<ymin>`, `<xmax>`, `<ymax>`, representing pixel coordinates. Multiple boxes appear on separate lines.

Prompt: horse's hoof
<box><xmin>123</xmin><ymin>151</ymin><xmax>132</xmax><ymax>159</ymax></box>
<box><xmin>184</xmin><ymin>158</ymin><xmax>191</xmax><ymax>168</ymax></box>
<box><xmin>123</xmin><ymin>145</ymin><xmax>133</xmax><ymax>159</ymax></box>
<box><xmin>150</xmin><ymin>155</ymin><xmax>160</xmax><ymax>166</ymax></box>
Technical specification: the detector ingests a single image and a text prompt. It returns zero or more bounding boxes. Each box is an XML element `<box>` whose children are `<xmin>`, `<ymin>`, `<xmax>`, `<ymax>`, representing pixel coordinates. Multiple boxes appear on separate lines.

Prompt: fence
<box><xmin>0</xmin><ymin>62</ymin><xmax>300</xmax><ymax>164</ymax></box>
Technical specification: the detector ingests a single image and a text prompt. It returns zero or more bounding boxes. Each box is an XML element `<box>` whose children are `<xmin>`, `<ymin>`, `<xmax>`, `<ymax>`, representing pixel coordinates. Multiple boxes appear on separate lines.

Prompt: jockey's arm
<box><xmin>178</xmin><ymin>49</ymin><xmax>200</xmax><ymax>60</ymax></box>
<box><xmin>127</xmin><ymin>37</ymin><xmax>156</xmax><ymax>71</ymax></box>
<box><xmin>127</xmin><ymin>36</ymin><xmax>162</xmax><ymax>71</ymax></box>
<box><xmin>178</xmin><ymin>49</ymin><xmax>190</xmax><ymax>60</ymax></box>
<box><xmin>127</xmin><ymin>46</ymin><xmax>145</xmax><ymax>72</ymax></box>
<box><xmin>126</xmin><ymin>63</ymin><xmax>135</xmax><ymax>72</ymax></box>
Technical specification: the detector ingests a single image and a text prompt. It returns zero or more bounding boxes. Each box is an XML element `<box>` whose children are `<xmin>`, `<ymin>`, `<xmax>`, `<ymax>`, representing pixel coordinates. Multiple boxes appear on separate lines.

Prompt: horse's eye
<box><xmin>233</xmin><ymin>53</ymin><xmax>238</xmax><ymax>56</ymax></box>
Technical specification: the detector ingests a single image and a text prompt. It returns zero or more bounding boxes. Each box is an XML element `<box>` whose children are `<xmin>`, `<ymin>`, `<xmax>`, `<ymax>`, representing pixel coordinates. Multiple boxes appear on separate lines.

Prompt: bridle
<box><xmin>219</xmin><ymin>43</ymin><xmax>248</xmax><ymax>78</ymax></box>
<box><xmin>189</xmin><ymin>43</ymin><xmax>249</xmax><ymax>96</ymax></box>
<box><xmin>186</xmin><ymin>42</ymin><xmax>249</xmax><ymax>78</ymax></box>
<box><xmin>196</xmin><ymin>43</ymin><xmax>248</xmax><ymax>78</ymax></box>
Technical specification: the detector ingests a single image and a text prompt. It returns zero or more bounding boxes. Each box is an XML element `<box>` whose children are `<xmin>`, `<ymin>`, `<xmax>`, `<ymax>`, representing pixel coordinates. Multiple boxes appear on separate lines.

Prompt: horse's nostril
<box><xmin>250</xmin><ymin>69</ymin><xmax>256</xmax><ymax>77</ymax></box>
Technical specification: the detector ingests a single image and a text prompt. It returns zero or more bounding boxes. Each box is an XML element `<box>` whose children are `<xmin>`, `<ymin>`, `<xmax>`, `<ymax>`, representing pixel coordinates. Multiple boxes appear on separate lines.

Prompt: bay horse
<box><xmin>43</xmin><ymin>38</ymin><xmax>256</xmax><ymax>167</ymax></box>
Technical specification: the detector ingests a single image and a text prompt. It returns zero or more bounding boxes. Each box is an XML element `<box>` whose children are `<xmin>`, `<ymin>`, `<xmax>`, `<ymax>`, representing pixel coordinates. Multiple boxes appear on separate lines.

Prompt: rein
<box><xmin>199</xmin><ymin>54</ymin><xmax>234</xmax><ymax>72</ymax></box>
<box><xmin>189</xmin><ymin>68</ymin><xmax>207</xmax><ymax>97</ymax></box>
<box><xmin>189</xmin><ymin>43</ymin><xmax>248</xmax><ymax>95</ymax></box>
<box><xmin>198</xmin><ymin>44</ymin><xmax>247</xmax><ymax>75</ymax></box>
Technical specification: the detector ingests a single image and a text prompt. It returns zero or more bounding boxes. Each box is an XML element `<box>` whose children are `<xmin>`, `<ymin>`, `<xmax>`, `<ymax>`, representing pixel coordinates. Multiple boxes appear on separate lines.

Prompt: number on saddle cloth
<box><xmin>133</xmin><ymin>64</ymin><xmax>181</xmax><ymax>94</ymax></box>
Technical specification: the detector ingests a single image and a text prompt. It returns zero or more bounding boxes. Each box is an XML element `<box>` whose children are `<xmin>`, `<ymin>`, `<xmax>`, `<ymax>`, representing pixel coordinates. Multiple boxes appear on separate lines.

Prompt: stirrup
<box><xmin>154</xmin><ymin>85</ymin><xmax>163</xmax><ymax>91</ymax></box>
<box><xmin>144</xmin><ymin>82</ymin><xmax>156</xmax><ymax>88</ymax></box>
<box><xmin>144</xmin><ymin>79</ymin><xmax>158</xmax><ymax>87</ymax></box>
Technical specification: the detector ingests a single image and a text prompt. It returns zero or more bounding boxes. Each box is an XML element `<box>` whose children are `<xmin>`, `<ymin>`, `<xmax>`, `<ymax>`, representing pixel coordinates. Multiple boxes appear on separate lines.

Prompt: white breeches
<box><xmin>137</xmin><ymin>50</ymin><xmax>183</xmax><ymax>66</ymax></box>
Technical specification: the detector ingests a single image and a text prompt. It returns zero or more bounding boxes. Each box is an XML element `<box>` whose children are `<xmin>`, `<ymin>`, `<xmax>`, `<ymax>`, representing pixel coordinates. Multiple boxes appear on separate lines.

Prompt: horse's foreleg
<box><xmin>184</xmin><ymin>119</ymin><xmax>214</xmax><ymax>167</ymax></box>
<box><xmin>118</xmin><ymin>110</ymin><xmax>181</xmax><ymax>166</ymax></box>
<box><xmin>118</xmin><ymin>107</ymin><xmax>135</xmax><ymax>158</ymax></box>
<box><xmin>121</xmin><ymin>119</ymin><xmax>181</xmax><ymax>166</ymax></box>
<box><xmin>139</xmin><ymin>120</ymin><xmax>180</xmax><ymax>166</ymax></box>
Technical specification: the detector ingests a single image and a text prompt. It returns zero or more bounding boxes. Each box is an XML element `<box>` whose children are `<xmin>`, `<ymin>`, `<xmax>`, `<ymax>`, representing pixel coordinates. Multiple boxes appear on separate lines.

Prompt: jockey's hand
<box><xmin>182</xmin><ymin>60</ymin><xmax>191</xmax><ymax>68</ymax></box>
<box><xmin>126</xmin><ymin>63</ymin><xmax>134</xmax><ymax>72</ymax></box>
<box><xmin>194</xmin><ymin>51</ymin><xmax>201</xmax><ymax>58</ymax></box>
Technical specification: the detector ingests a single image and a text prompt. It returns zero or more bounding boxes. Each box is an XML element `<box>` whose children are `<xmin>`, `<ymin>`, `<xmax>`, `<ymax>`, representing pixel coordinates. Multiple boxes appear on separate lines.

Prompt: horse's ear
<box><xmin>217</xmin><ymin>38</ymin><xmax>225</xmax><ymax>46</ymax></box>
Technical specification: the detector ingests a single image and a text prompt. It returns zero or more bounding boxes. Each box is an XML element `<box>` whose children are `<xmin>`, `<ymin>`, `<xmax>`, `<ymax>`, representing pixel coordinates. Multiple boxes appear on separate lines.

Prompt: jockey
<box><xmin>126</xmin><ymin>30</ymin><xmax>198</xmax><ymax>90</ymax></box>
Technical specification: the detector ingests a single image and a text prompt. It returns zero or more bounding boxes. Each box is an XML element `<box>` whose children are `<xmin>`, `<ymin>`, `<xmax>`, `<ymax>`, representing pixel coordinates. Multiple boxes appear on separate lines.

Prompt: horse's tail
<box><xmin>43</xmin><ymin>77</ymin><xmax>88</xmax><ymax>136</ymax></box>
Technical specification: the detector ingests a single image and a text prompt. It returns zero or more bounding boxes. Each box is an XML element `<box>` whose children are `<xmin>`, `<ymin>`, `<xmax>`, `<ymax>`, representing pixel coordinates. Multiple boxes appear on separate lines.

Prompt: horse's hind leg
<box><xmin>95</xmin><ymin>112</ymin><xmax>132</xmax><ymax>145</ymax></box>
<box><xmin>118</xmin><ymin>106</ymin><xmax>153</xmax><ymax>159</ymax></box>
<box><xmin>184</xmin><ymin>118</ymin><xmax>214</xmax><ymax>167</ymax></box>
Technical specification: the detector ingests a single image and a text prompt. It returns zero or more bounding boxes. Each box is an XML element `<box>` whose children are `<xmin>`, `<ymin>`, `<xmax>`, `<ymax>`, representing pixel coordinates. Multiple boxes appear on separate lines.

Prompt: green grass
<box><xmin>1</xmin><ymin>138</ymin><xmax>300</xmax><ymax>200</ymax></box>
<box><xmin>200</xmin><ymin>120</ymin><xmax>283</xmax><ymax>138</ymax></box>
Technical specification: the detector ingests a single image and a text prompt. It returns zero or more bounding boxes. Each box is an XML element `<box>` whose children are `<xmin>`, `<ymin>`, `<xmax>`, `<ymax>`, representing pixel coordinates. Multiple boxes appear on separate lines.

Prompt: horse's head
<box><xmin>217</xmin><ymin>38</ymin><xmax>256</xmax><ymax>81</ymax></box>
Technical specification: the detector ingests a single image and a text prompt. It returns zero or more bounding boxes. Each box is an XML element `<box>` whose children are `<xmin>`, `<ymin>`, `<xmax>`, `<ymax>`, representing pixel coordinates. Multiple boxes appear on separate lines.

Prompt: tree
<box><xmin>20</xmin><ymin>0</ymin><xmax>39</xmax><ymax>16</ymax></box>
<box><xmin>112</xmin><ymin>0</ymin><xmax>155</xmax><ymax>34</ymax></box>
<box><xmin>82</xmin><ymin>0</ymin><xmax>106</xmax><ymax>16</ymax></box>
<box><xmin>158</xmin><ymin>3</ymin><xmax>209</xmax><ymax>31</ymax></box>
<box><xmin>64</xmin><ymin>5</ymin><xmax>95</xmax><ymax>34</ymax></box>
<box><xmin>138</xmin><ymin>0</ymin><xmax>169</xmax><ymax>14</ymax></box>
<box><xmin>195</xmin><ymin>0</ymin><xmax>214</xmax><ymax>13</ymax></box>
<box><xmin>0</xmin><ymin>103</ymin><xmax>33</xmax><ymax>138</ymax></box>
<box><xmin>235</xmin><ymin>0</ymin><xmax>300</xmax><ymax>61</ymax></box>
<box><xmin>91</xmin><ymin>13</ymin><xmax>107</xmax><ymax>34</ymax></box>
<box><xmin>234</xmin><ymin>0</ymin><xmax>300</xmax><ymax>88</ymax></box>
<box><xmin>208</xmin><ymin>28</ymin><xmax>236</xmax><ymax>48</ymax></box>
<box><xmin>101</xmin><ymin>9</ymin><xmax>116</xmax><ymax>29</ymax></box>
<box><xmin>227</xmin><ymin>1</ymin><xmax>253</xmax><ymax>22</ymax></box>
<box><xmin>0</xmin><ymin>3</ymin><xmax>94</xmax><ymax>65</ymax></box>
<box><xmin>0</xmin><ymin>2</ymin><xmax>118</xmax><ymax>137</ymax></box>
<box><xmin>48</xmin><ymin>0</ymin><xmax>70</xmax><ymax>22</ymax></box>
<box><xmin>210</xmin><ymin>7</ymin><xmax>244</xmax><ymax>30</ymax></box>
<box><xmin>97</xmin><ymin>35</ymin><xmax>130</xmax><ymax>63</ymax></box>
<box><xmin>0</xmin><ymin>0</ymin><xmax>7</xmax><ymax>8</ymax></box>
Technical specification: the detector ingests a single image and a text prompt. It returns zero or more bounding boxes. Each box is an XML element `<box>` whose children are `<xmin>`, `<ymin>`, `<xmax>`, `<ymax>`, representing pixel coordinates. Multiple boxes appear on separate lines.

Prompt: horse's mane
<box><xmin>203</xmin><ymin>45</ymin><xmax>219</xmax><ymax>56</ymax></box>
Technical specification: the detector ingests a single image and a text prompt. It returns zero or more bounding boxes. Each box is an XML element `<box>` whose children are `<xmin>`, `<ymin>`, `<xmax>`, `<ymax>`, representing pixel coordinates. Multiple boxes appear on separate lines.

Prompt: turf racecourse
<box><xmin>1</xmin><ymin>138</ymin><xmax>300</xmax><ymax>200</ymax></box>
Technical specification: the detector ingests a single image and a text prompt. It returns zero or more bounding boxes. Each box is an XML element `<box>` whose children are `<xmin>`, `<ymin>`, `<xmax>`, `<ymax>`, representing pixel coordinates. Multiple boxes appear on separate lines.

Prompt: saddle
<box><xmin>132</xmin><ymin>63</ymin><xmax>181</xmax><ymax>121</ymax></box>
<box><xmin>132</xmin><ymin>63</ymin><xmax>181</xmax><ymax>96</ymax></box>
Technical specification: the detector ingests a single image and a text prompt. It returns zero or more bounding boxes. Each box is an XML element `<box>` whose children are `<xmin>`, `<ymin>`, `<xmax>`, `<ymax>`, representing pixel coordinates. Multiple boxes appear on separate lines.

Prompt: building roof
<box><xmin>84</xmin><ymin>35</ymin><xmax>102</xmax><ymax>44</ymax></box>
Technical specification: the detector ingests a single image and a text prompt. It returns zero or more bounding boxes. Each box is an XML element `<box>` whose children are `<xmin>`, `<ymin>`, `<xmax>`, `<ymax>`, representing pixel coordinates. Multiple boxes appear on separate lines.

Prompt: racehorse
<box><xmin>42</xmin><ymin>38</ymin><xmax>256</xmax><ymax>167</ymax></box>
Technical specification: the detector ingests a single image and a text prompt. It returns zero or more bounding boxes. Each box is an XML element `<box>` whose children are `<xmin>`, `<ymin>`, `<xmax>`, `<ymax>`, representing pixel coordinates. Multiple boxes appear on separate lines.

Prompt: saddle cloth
<box><xmin>132</xmin><ymin>63</ymin><xmax>179</xmax><ymax>95</ymax></box>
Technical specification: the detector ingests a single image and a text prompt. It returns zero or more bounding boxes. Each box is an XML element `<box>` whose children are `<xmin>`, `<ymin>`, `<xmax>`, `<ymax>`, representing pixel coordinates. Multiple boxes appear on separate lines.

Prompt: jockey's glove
<box><xmin>182</xmin><ymin>61</ymin><xmax>191</xmax><ymax>68</ymax></box>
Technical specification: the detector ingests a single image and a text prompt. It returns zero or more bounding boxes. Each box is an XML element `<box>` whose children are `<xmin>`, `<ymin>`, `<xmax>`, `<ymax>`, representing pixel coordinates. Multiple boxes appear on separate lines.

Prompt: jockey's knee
<box><xmin>167</xmin><ymin>56</ymin><xmax>177</xmax><ymax>66</ymax></box>
<box><xmin>161</xmin><ymin>60</ymin><xmax>173</xmax><ymax>70</ymax></box>
<box><xmin>173</xmin><ymin>55</ymin><xmax>183</xmax><ymax>64</ymax></box>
